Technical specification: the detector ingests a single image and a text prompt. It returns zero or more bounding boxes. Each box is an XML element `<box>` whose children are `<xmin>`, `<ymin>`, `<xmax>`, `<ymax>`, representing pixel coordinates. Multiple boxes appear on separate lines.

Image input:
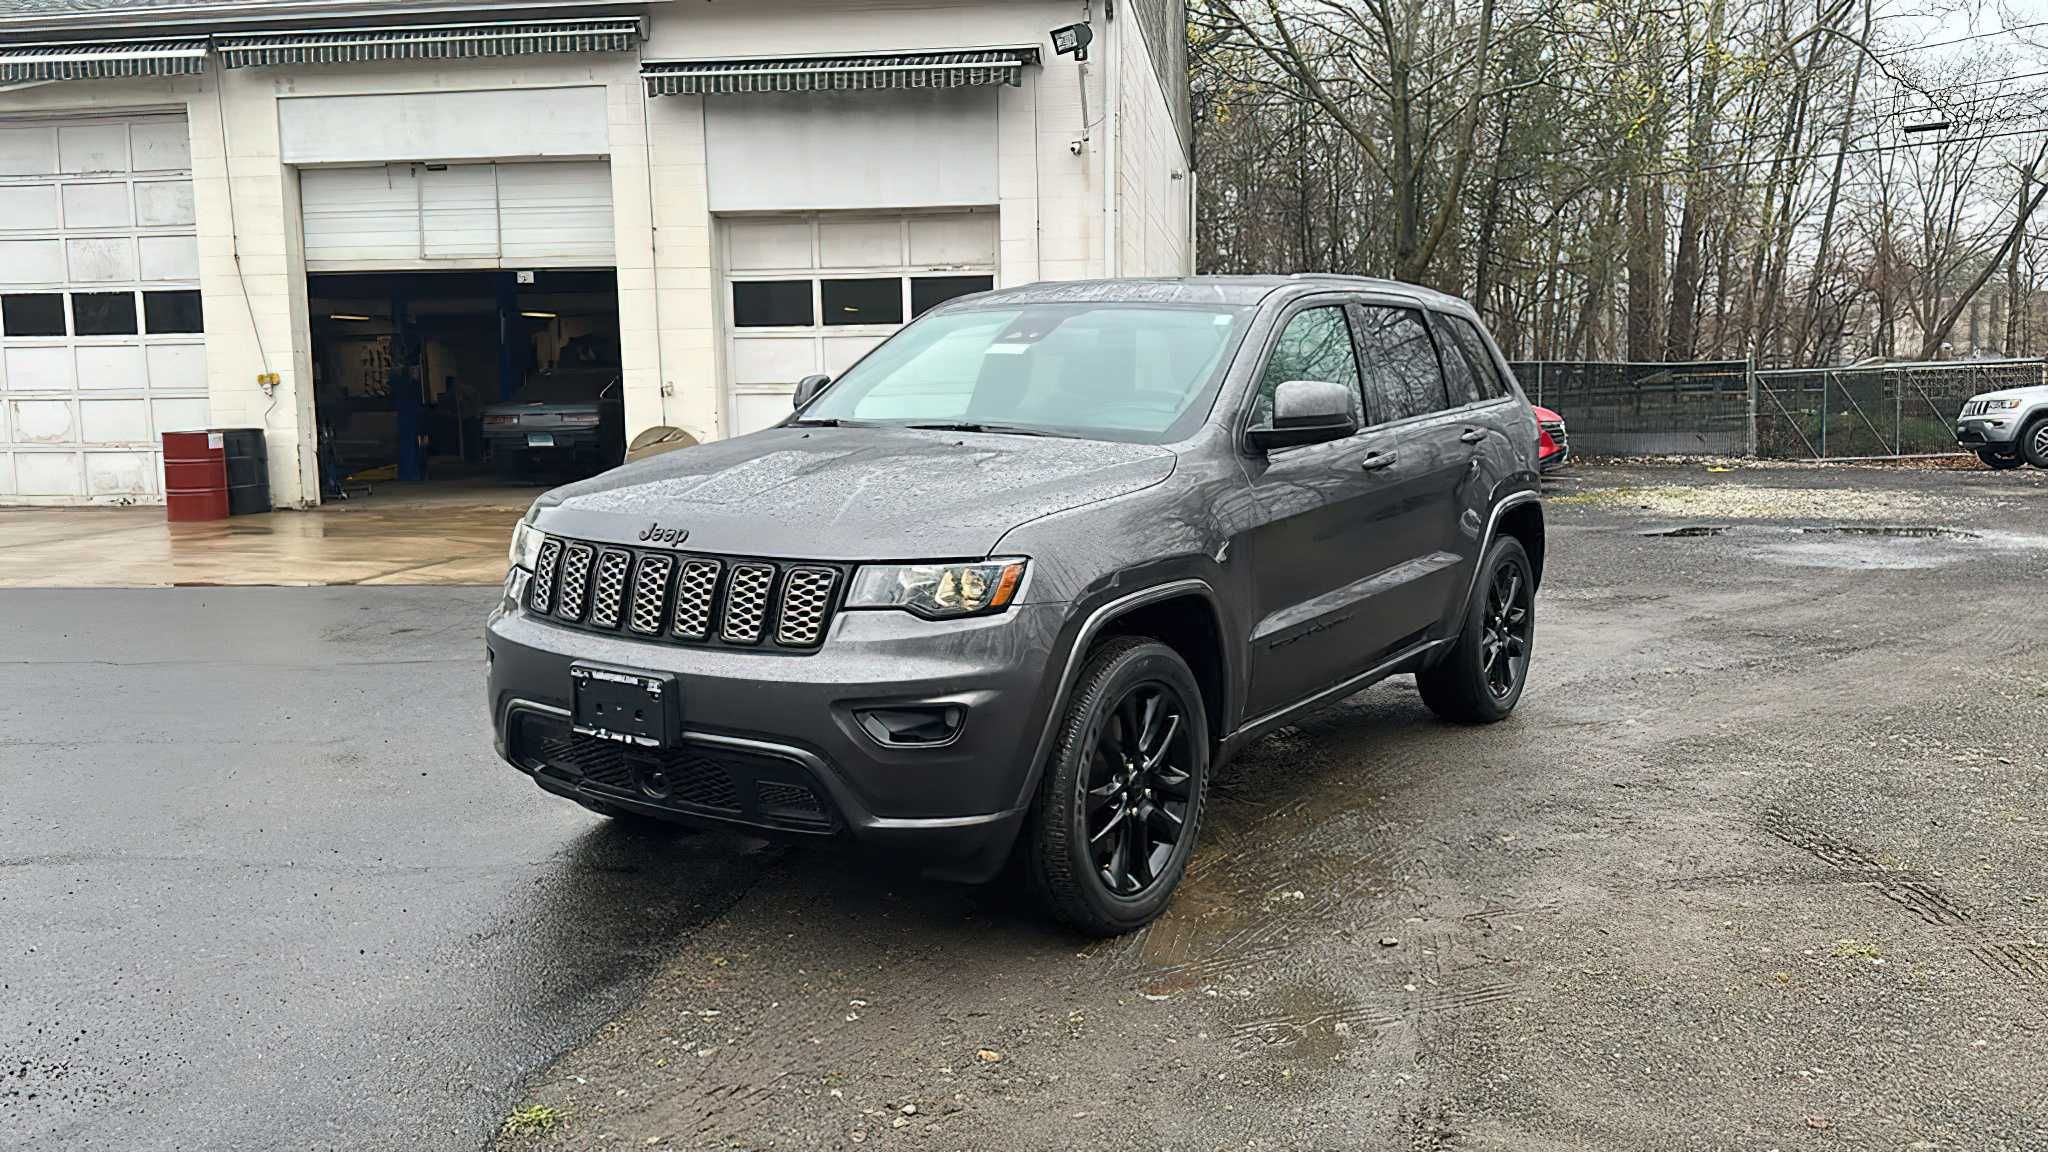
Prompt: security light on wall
<box><xmin>1051</xmin><ymin>22</ymin><xmax>1093</xmax><ymax>61</ymax></box>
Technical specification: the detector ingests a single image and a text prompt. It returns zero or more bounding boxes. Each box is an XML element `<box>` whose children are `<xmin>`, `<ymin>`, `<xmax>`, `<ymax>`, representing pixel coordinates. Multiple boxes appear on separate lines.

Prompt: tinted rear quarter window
<box><xmin>1442</xmin><ymin>314</ymin><xmax>1511</xmax><ymax>401</ymax></box>
<box><xmin>1355</xmin><ymin>305</ymin><xmax>1448</xmax><ymax>422</ymax></box>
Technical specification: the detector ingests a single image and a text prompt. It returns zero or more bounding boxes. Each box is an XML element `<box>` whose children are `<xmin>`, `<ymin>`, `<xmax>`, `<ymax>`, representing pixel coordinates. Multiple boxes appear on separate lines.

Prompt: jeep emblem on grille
<box><xmin>638</xmin><ymin>523</ymin><xmax>690</xmax><ymax>546</ymax></box>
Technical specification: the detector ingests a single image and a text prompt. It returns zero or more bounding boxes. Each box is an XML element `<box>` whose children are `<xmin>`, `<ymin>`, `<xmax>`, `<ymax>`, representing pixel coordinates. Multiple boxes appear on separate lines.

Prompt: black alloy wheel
<box><xmin>1481</xmin><ymin>563</ymin><xmax>1533</xmax><ymax>701</ymax></box>
<box><xmin>1082</xmin><ymin>682</ymin><xmax>1197</xmax><ymax>897</ymax></box>
<box><xmin>1416</xmin><ymin>534</ymin><xmax>1536</xmax><ymax>724</ymax></box>
<box><xmin>1025</xmin><ymin>637</ymin><xmax>1211</xmax><ymax>936</ymax></box>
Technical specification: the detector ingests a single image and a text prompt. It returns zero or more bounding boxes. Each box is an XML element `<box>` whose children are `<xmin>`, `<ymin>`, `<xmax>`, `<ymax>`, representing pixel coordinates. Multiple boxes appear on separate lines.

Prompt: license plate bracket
<box><xmin>571</xmin><ymin>664</ymin><xmax>679</xmax><ymax>748</ymax></box>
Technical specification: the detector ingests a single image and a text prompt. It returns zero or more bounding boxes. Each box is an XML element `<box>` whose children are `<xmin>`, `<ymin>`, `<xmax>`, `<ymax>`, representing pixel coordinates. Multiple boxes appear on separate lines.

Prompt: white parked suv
<box><xmin>1956</xmin><ymin>384</ymin><xmax>2048</xmax><ymax>469</ymax></box>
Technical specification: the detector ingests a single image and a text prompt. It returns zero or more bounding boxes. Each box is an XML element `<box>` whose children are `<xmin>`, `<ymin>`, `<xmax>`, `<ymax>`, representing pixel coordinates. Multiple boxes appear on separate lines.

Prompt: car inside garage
<box><xmin>307</xmin><ymin>269</ymin><xmax>623</xmax><ymax>494</ymax></box>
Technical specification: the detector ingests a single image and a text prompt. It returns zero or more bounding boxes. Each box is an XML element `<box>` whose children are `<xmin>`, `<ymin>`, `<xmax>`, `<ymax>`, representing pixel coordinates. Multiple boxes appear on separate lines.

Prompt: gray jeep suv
<box><xmin>485</xmin><ymin>276</ymin><xmax>1545</xmax><ymax>935</ymax></box>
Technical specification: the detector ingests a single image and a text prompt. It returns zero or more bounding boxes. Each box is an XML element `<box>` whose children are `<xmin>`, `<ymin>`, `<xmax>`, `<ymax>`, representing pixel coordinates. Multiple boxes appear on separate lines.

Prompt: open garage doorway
<box><xmin>306</xmin><ymin>269</ymin><xmax>623</xmax><ymax>498</ymax></box>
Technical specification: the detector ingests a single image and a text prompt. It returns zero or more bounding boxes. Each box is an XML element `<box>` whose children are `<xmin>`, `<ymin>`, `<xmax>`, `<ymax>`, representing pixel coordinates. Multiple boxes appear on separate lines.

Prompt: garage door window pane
<box><xmin>732</xmin><ymin>280</ymin><xmax>813</xmax><ymax>328</ymax></box>
<box><xmin>1</xmin><ymin>293</ymin><xmax>65</xmax><ymax>336</ymax></box>
<box><xmin>911</xmin><ymin>275</ymin><xmax>995</xmax><ymax>318</ymax></box>
<box><xmin>144</xmin><ymin>290</ymin><xmax>203</xmax><ymax>334</ymax></box>
<box><xmin>822</xmin><ymin>278</ymin><xmax>903</xmax><ymax>327</ymax></box>
<box><xmin>73</xmin><ymin>292</ymin><xmax>137</xmax><ymax>336</ymax></box>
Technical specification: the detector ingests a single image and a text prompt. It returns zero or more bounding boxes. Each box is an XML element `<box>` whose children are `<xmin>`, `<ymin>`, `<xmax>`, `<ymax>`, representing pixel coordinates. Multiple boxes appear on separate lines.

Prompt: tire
<box><xmin>1417</xmin><ymin>535</ymin><xmax>1535</xmax><ymax>724</ymax></box>
<box><xmin>1977</xmin><ymin>448</ymin><xmax>2025</xmax><ymax>470</ymax></box>
<box><xmin>1023</xmin><ymin>637</ymin><xmax>1210</xmax><ymax>936</ymax></box>
<box><xmin>2021</xmin><ymin>416</ymin><xmax>2048</xmax><ymax>469</ymax></box>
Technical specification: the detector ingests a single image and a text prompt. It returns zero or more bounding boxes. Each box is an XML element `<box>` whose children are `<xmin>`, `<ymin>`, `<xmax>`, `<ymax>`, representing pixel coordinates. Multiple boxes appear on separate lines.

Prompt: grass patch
<box><xmin>1830</xmin><ymin>939</ymin><xmax>1882</xmax><ymax>960</ymax></box>
<box><xmin>500</xmin><ymin>1104</ymin><xmax>564</xmax><ymax>1139</ymax></box>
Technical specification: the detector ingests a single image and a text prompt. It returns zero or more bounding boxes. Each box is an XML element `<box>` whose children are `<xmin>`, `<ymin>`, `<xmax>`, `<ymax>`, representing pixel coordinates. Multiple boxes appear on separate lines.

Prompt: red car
<box><xmin>1533</xmin><ymin>405</ymin><xmax>1569</xmax><ymax>472</ymax></box>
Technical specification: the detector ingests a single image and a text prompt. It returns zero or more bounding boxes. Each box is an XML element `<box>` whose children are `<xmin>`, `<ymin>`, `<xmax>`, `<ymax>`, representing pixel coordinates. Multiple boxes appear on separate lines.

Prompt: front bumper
<box><xmin>1956</xmin><ymin>415</ymin><xmax>2019</xmax><ymax>449</ymax></box>
<box><xmin>486</xmin><ymin>429</ymin><xmax>607</xmax><ymax>453</ymax></box>
<box><xmin>486</xmin><ymin>596</ymin><xmax>1068</xmax><ymax>881</ymax></box>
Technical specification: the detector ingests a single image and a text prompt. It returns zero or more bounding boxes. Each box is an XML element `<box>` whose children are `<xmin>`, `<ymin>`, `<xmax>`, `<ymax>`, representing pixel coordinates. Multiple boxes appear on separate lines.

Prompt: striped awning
<box><xmin>643</xmin><ymin>48</ymin><xmax>1040</xmax><ymax>97</ymax></box>
<box><xmin>0</xmin><ymin>39</ymin><xmax>208</xmax><ymax>83</ymax></box>
<box><xmin>214</xmin><ymin>18</ymin><xmax>643</xmax><ymax>69</ymax></box>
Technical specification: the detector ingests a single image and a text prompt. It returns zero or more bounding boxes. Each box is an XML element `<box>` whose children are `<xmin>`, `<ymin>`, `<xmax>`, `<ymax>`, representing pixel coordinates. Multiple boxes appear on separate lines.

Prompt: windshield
<box><xmin>797</xmin><ymin>303</ymin><xmax>1252</xmax><ymax>443</ymax></box>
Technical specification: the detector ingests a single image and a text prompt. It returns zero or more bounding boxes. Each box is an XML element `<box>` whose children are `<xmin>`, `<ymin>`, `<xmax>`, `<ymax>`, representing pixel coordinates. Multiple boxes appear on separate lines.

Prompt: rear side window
<box><xmin>1441</xmin><ymin>314</ymin><xmax>1511</xmax><ymax>400</ymax></box>
<box><xmin>1355</xmin><ymin>306</ymin><xmax>1448</xmax><ymax>422</ymax></box>
<box><xmin>1249</xmin><ymin>305</ymin><xmax>1363</xmax><ymax>429</ymax></box>
<box><xmin>1434</xmin><ymin>316</ymin><xmax>1484</xmax><ymax>406</ymax></box>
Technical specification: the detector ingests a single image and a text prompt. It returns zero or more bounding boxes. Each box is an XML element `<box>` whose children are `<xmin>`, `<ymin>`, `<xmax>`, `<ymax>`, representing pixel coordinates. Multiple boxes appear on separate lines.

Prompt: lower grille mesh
<box><xmin>516</xmin><ymin>715</ymin><xmax>841</xmax><ymax>834</ymax></box>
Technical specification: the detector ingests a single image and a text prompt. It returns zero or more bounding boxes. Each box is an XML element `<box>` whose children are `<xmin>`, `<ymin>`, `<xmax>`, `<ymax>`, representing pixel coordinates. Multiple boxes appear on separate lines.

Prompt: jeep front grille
<box><xmin>721</xmin><ymin>563</ymin><xmax>775</xmax><ymax>645</ymax></box>
<box><xmin>529</xmin><ymin>538</ymin><xmax>562</xmax><ymax>614</ymax></box>
<box><xmin>524</xmin><ymin>536</ymin><xmax>845</xmax><ymax>653</ymax></box>
<box><xmin>557</xmin><ymin>542</ymin><xmax>595</xmax><ymax>620</ymax></box>
<box><xmin>672</xmin><ymin>559</ymin><xmax>721</xmax><ymax>640</ymax></box>
<box><xmin>776</xmin><ymin>567</ymin><xmax>838</xmax><ymax>648</ymax></box>
<box><xmin>629</xmin><ymin>554</ymin><xmax>672</xmax><ymax>636</ymax></box>
<box><xmin>590</xmin><ymin>549</ymin><xmax>631</xmax><ymax>629</ymax></box>
<box><xmin>1962</xmin><ymin>399</ymin><xmax>1989</xmax><ymax>417</ymax></box>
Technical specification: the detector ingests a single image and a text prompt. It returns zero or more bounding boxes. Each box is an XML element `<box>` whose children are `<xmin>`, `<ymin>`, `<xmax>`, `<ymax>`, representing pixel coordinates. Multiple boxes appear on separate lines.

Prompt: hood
<box><xmin>531</xmin><ymin>426</ymin><xmax>1177</xmax><ymax>560</ymax></box>
<box><xmin>1971</xmin><ymin>386</ymin><xmax>2046</xmax><ymax>404</ymax></box>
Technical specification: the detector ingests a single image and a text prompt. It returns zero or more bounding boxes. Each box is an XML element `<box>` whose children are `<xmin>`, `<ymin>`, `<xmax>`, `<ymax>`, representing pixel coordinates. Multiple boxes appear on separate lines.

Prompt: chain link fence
<box><xmin>1507</xmin><ymin>358</ymin><xmax>2045</xmax><ymax>459</ymax></box>
<box><xmin>1508</xmin><ymin>361</ymin><xmax>1753</xmax><ymax>456</ymax></box>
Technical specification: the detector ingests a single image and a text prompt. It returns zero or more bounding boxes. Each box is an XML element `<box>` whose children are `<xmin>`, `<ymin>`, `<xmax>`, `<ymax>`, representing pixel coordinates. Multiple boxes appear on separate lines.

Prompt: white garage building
<box><xmin>0</xmin><ymin>0</ymin><xmax>1192</xmax><ymax>506</ymax></box>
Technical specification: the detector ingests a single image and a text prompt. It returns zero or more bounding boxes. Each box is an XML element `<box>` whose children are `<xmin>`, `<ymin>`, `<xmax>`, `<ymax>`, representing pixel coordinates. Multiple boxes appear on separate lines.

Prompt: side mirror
<box><xmin>1247</xmin><ymin>380</ymin><xmax>1359</xmax><ymax>451</ymax></box>
<box><xmin>792</xmin><ymin>373</ymin><xmax>832</xmax><ymax>410</ymax></box>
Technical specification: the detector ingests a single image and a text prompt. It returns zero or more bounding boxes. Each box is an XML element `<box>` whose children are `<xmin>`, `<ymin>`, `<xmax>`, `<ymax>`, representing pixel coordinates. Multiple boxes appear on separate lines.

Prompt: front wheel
<box><xmin>1024</xmin><ymin>637</ymin><xmax>1210</xmax><ymax>936</ymax></box>
<box><xmin>1417</xmin><ymin>536</ymin><xmax>1535</xmax><ymax>724</ymax></box>
<box><xmin>1977</xmin><ymin>448</ymin><xmax>2025</xmax><ymax>470</ymax></box>
<box><xmin>2022</xmin><ymin>417</ymin><xmax>2048</xmax><ymax>469</ymax></box>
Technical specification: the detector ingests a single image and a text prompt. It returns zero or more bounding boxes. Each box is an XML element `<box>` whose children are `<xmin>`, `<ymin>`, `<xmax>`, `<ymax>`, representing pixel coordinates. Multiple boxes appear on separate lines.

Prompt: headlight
<box><xmin>1980</xmin><ymin>398</ymin><xmax>2022</xmax><ymax>411</ymax></box>
<box><xmin>508</xmin><ymin>519</ymin><xmax>544</xmax><ymax>572</ymax></box>
<box><xmin>846</xmin><ymin>559</ymin><xmax>1028</xmax><ymax>619</ymax></box>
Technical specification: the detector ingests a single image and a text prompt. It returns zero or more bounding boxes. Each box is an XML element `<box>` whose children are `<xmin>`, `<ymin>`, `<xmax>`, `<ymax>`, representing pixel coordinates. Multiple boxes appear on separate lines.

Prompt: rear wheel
<box><xmin>1024</xmin><ymin>637</ymin><xmax>1209</xmax><ymax>936</ymax></box>
<box><xmin>1418</xmin><ymin>536</ymin><xmax>1535</xmax><ymax>724</ymax></box>
<box><xmin>2022</xmin><ymin>417</ymin><xmax>2048</xmax><ymax>469</ymax></box>
<box><xmin>1977</xmin><ymin>448</ymin><xmax>2025</xmax><ymax>470</ymax></box>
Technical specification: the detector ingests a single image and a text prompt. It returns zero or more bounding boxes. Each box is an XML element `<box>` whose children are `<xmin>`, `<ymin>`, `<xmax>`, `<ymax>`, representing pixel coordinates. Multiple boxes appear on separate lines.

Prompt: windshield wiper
<box><xmin>788</xmin><ymin>417</ymin><xmax>870</xmax><ymax>428</ymax></box>
<box><xmin>902</xmin><ymin>422</ymin><xmax>1071</xmax><ymax>438</ymax></box>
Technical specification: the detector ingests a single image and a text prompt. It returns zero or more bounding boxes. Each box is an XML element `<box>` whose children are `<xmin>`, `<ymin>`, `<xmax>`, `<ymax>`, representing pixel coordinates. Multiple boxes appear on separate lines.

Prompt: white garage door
<box><xmin>723</xmin><ymin>212</ymin><xmax>997</xmax><ymax>436</ymax></box>
<box><xmin>0</xmin><ymin>112</ymin><xmax>206</xmax><ymax>504</ymax></box>
<box><xmin>300</xmin><ymin>161</ymin><xmax>614</xmax><ymax>271</ymax></box>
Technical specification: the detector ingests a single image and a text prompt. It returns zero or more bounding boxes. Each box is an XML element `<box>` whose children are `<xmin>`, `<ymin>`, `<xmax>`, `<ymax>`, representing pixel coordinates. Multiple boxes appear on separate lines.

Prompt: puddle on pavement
<box><xmin>1797</xmin><ymin>524</ymin><xmax>1979</xmax><ymax>539</ymax></box>
<box><xmin>1640</xmin><ymin>524</ymin><xmax>1729</xmax><ymax>537</ymax></box>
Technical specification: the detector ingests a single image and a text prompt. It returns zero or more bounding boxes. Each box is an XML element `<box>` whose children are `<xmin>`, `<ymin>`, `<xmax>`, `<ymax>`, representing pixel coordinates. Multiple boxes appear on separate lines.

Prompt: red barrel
<box><xmin>163</xmin><ymin>430</ymin><xmax>229</xmax><ymax>522</ymax></box>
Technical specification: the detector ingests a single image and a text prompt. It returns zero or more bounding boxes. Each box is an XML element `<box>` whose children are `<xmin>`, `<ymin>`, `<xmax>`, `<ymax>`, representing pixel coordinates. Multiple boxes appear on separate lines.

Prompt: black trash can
<box><xmin>217</xmin><ymin>428</ymin><xmax>271</xmax><ymax>516</ymax></box>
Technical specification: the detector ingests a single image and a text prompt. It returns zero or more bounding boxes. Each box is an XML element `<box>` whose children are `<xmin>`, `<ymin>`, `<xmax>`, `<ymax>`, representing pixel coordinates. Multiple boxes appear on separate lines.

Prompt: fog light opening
<box><xmin>858</xmin><ymin>706</ymin><xmax>966</xmax><ymax>747</ymax></box>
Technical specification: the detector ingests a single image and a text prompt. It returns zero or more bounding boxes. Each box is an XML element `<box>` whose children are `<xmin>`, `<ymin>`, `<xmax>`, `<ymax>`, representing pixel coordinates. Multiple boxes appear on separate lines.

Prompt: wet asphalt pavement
<box><xmin>0</xmin><ymin>589</ymin><xmax>771</xmax><ymax>1151</ymax></box>
<box><xmin>6</xmin><ymin>462</ymin><xmax>2047</xmax><ymax>1151</ymax></box>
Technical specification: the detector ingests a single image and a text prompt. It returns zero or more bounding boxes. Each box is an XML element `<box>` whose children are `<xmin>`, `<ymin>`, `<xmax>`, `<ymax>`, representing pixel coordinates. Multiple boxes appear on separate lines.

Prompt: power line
<box><xmin>1874</xmin><ymin>19</ymin><xmax>2048</xmax><ymax>58</ymax></box>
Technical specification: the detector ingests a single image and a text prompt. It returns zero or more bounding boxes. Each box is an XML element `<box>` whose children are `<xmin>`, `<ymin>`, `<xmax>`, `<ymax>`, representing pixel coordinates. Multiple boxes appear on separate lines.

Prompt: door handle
<box><xmin>1360</xmin><ymin>450</ymin><xmax>1397</xmax><ymax>471</ymax></box>
<box><xmin>1459</xmin><ymin>427</ymin><xmax>1488</xmax><ymax>444</ymax></box>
